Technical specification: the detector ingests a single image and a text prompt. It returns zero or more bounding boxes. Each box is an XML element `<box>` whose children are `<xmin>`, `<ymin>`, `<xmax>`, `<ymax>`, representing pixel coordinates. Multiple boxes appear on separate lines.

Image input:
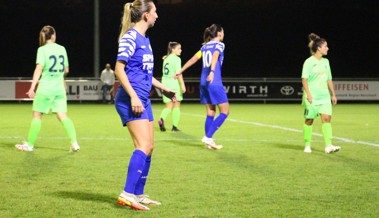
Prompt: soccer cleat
<box><xmin>325</xmin><ymin>145</ymin><xmax>341</xmax><ymax>154</ymax></box>
<box><xmin>304</xmin><ymin>146</ymin><xmax>312</xmax><ymax>153</ymax></box>
<box><xmin>201</xmin><ymin>136</ymin><xmax>223</xmax><ymax>150</ymax></box>
<box><xmin>118</xmin><ymin>192</ymin><xmax>150</xmax><ymax>211</ymax></box>
<box><xmin>15</xmin><ymin>142</ymin><xmax>34</xmax><ymax>151</ymax></box>
<box><xmin>137</xmin><ymin>194</ymin><xmax>161</xmax><ymax>205</ymax></box>
<box><xmin>158</xmin><ymin>118</ymin><xmax>166</xmax><ymax>132</ymax></box>
<box><xmin>171</xmin><ymin>126</ymin><xmax>180</xmax><ymax>132</ymax></box>
<box><xmin>69</xmin><ymin>142</ymin><xmax>80</xmax><ymax>152</ymax></box>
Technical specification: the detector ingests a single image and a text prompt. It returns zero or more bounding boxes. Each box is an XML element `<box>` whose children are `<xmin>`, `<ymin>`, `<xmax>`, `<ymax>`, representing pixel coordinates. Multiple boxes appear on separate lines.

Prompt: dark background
<box><xmin>0</xmin><ymin>0</ymin><xmax>378</xmax><ymax>78</ymax></box>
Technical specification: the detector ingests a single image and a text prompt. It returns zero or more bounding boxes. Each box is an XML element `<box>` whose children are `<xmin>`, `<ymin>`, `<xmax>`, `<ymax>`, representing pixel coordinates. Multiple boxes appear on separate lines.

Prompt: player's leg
<box><xmin>320</xmin><ymin>103</ymin><xmax>340</xmax><ymax>153</ymax></box>
<box><xmin>303</xmin><ymin>103</ymin><xmax>318</xmax><ymax>153</ymax></box>
<box><xmin>135</xmin><ymin>108</ymin><xmax>161</xmax><ymax>205</ymax></box>
<box><xmin>16</xmin><ymin>94</ymin><xmax>50</xmax><ymax>151</ymax></box>
<box><xmin>53</xmin><ymin>95</ymin><xmax>79</xmax><ymax>152</ymax></box>
<box><xmin>171</xmin><ymin>101</ymin><xmax>181</xmax><ymax>131</ymax></box>
<box><xmin>200</xmin><ymin>86</ymin><xmax>215</xmax><ymax>135</ymax></box>
<box><xmin>119</xmin><ymin>119</ymin><xmax>152</xmax><ymax>210</ymax></box>
<box><xmin>158</xmin><ymin>100</ymin><xmax>173</xmax><ymax>132</ymax></box>
<box><xmin>202</xmin><ymin>86</ymin><xmax>229</xmax><ymax>148</ymax></box>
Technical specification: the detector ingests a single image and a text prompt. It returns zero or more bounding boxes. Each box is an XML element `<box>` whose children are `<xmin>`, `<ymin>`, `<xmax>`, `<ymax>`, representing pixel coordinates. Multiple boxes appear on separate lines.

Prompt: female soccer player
<box><xmin>176</xmin><ymin>24</ymin><xmax>228</xmax><ymax>150</ymax></box>
<box><xmin>158</xmin><ymin>42</ymin><xmax>186</xmax><ymax>132</ymax></box>
<box><xmin>115</xmin><ymin>0</ymin><xmax>176</xmax><ymax>211</ymax></box>
<box><xmin>302</xmin><ymin>33</ymin><xmax>340</xmax><ymax>154</ymax></box>
<box><xmin>15</xmin><ymin>25</ymin><xmax>80</xmax><ymax>152</ymax></box>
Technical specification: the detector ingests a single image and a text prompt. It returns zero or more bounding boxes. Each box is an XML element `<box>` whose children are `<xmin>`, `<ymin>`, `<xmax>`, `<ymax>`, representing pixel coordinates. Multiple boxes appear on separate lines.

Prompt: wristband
<box><xmin>210</xmin><ymin>70</ymin><xmax>215</xmax><ymax>73</ymax></box>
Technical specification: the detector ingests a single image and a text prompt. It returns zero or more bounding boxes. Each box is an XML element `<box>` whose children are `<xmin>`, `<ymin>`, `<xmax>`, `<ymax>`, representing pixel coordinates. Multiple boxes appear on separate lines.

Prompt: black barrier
<box><xmin>150</xmin><ymin>79</ymin><xmax>304</xmax><ymax>102</ymax></box>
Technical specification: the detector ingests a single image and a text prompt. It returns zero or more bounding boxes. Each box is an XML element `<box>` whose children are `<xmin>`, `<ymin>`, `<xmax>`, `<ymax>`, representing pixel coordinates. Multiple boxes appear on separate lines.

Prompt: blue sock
<box><xmin>205</xmin><ymin>116</ymin><xmax>214</xmax><ymax>135</ymax></box>
<box><xmin>134</xmin><ymin>155</ymin><xmax>151</xmax><ymax>195</ymax></box>
<box><xmin>206</xmin><ymin>113</ymin><xmax>228</xmax><ymax>138</ymax></box>
<box><xmin>124</xmin><ymin>150</ymin><xmax>147</xmax><ymax>194</ymax></box>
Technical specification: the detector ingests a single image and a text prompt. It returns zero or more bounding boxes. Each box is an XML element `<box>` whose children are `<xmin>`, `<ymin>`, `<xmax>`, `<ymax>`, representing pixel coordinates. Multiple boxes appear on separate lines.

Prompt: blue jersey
<box><xmin>117</xmin><ymin>28</ymin><xmax>154</xmax><ymax>101</ymax></box>
<box><xmin>200</xmin><ymin>41</ymin><xmax>225</xmax><ymax>86</ymax></box>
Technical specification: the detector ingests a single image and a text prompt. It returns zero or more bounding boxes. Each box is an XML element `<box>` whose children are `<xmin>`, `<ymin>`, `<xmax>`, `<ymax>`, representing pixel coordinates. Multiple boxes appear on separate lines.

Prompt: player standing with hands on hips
<box><xmin>114</xmin><ymin>0</ymin><xmax>176</xmax><ymax>211</ymax></box>
<box><xmin>176</xmin><ymin>24</ymin><xmax>228</xmax><ymax>150</ymax></box>
<box><xmin>302</xmin><ymin>33</ymin><xmax>340</xmax><ymax>154</ymax></box>
<box><xmin>15</xmin><ymin>25</ymin><xmax>80</xmax><ymax>152</ymax></box>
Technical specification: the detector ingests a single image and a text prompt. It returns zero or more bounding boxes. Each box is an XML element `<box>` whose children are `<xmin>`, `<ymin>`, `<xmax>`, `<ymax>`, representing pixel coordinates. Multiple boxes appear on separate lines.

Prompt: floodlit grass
<box><xmin>0</xmin><ymin>102</ymin><xmax>378</xmax><ymax>218</ymax></box>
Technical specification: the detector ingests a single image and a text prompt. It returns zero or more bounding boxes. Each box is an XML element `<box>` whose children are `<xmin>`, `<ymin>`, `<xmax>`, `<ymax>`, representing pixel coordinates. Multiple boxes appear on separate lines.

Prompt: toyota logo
<box><xmin>280</xmin><ymin>86</ymin><xmax>294</xmax><ymax>95</ymax></box>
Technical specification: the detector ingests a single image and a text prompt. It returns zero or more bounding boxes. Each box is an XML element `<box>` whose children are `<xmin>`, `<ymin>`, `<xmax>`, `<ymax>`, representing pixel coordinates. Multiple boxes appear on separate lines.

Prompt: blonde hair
<box><xmin>118</xmin><ymin>0</ymin><xmax>154</xmax><ymax>41</ymax></box>
<box><xmin>39</xmin><ymin>25</ymin><xmax>55</xmax><ymax>46</ymax></box>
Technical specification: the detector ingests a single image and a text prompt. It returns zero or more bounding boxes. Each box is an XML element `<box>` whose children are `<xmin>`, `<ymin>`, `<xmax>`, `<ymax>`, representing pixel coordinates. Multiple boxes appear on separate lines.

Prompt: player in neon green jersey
<box><xmin>158</xmin><ymin>42</ymin><xmax>186</xmax><ymax>132</ymax></box>
<box><xmin>15</xmin><ymin>25</ymin><xmax>80</xmax><ymax>152</ymax></box>
<box><xmin>302</xmin><ymin>33</ymin><xmax>340</xmax><ymax>154</ymax></box>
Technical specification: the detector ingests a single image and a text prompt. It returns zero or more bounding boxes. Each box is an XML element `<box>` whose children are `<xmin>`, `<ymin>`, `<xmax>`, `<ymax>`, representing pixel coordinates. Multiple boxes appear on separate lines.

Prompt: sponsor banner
<box><xmin>0</xmin><ymin>81</ymin><xmax>15</xmax><ymax>100</ymax></box>
<box><xmin>334</xmin><ymin>81</ymin><xmax>379</xmax><ymax>100</ymax></box>
<box><xmin>1</xmin><ymin>79</ymin><xmax>379</xmax><ymax>101</ymax></box>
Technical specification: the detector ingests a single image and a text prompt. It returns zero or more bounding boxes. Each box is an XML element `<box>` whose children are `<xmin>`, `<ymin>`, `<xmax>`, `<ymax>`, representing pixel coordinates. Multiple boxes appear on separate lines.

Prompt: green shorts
<box><xmin>33</xmin><ymin>93</ymin><xmax>67</xmax><ymax>114</ymax></box>
<box><xmin>162</xmin><ymin>79</ymin><xmax>183</xmax><ymax>103</ymax></box>
<box><xmin>304</xmin><ymin>102</ymin><xmax>332</xmax><ymax>119</ymax></box>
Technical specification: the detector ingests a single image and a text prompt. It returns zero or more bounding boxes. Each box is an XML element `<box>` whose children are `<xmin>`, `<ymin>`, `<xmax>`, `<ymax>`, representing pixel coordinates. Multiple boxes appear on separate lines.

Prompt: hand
<box><xmin>173</xmin><ymin>73</ymin><xmax>181</xmax><ymax>79</ymax></box>
<box><xmin>130</xmin><ymin>95</ymin><xmax>145</xmax><ymax>116</ymax></box>
<box><xmin>162</xmin><ymin>89</ymin><xmax>177</xmax><ymax>102</ymax></box>
<box><xmin>181</xmin><ymin>86</ymin><xmax>186</xmax><ymax>94</ymax></box>
<box><xmin>307</xmin><ymin>95</ymin><xmax>312</xmax><ymax>104</ymax></box>
<box><xmin>26</xmin><ymin>88</ymin><xmax>35</xmax><ymax>99</ymax></box>
<box><xmin>331</xmin><ymin>95</ymin><xmax>337</xmax><ymax>105</ymax></box>
<box><xmin>206</xmin><ymin>72</ymin><xmax>214</xmax><ymax>83</ymax></box>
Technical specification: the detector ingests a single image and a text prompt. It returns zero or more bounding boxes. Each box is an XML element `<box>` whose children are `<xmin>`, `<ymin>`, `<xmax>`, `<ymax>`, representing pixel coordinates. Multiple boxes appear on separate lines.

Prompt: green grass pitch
<box><xmin>0</xmin><ymin>102</ymin><xmax>378</xmax><ymax>217</ymax></box>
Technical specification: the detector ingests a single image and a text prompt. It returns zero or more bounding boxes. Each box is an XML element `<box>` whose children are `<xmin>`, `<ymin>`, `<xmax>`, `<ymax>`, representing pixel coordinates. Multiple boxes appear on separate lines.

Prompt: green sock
<box><xmin>61</xmin><ymin>117</ymin><xmax>77</xmax><ymax>144</ymax></box>
<box><xmin>322</xmin><ymin>123</ymin><xmax>333</xmax><ymax>146</ymax></box>
<box><xmin>160</xmin><ymin>108</ymin><xmax>171</xmax><ymax>121</ymax></box>
<box><xmin>27</xmin><ymin>118</ymin><xmax>42</xmax><ymax>146</ymax></box>
<box><xmin>172</xmin><ymin>107</ymin><xmax>181</xmax><ymax>127</ymax></box>
<box><xmin>303</xmin><ymin>124</ymin><xmax>313</xmax><ymax>146</ymax></box>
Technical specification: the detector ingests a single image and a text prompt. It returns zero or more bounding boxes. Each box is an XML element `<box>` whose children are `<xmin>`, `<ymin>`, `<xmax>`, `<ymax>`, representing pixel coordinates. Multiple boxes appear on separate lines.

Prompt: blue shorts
<box><xmin>115</xmin><ymin>94</ymin><xmax>153</xmax><ymax>126</ymax></box>
<box><xmin>200</xmin><ymin>85</ymin><xmax>228</xmax><ymax>105</ymax></box>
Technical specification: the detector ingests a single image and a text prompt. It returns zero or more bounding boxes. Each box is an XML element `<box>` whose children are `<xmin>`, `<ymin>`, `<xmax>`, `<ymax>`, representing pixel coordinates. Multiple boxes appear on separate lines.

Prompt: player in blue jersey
<box><xmin>176</xmin><ymin>24</ymin><xmax>228</xmax><ymax>150</ymax></box>
<box><xmin>115</xmin><ymin>0</ymin><xmax>176</xmax><ymax>211</ymax></box>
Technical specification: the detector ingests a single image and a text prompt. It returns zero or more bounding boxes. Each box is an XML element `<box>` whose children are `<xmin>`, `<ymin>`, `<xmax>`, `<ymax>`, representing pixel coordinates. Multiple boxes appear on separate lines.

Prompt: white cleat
<box><xmin>69</xmin><ymin>142</ymin><xmax>80</xmax><ymax>152</ymax></box>
<box><xmin>325</xmin><ymin>145</ymin><xmax>341</xmax><ymax>154</ymax></box>
<box><xmin>15</xmin><ymin>142</ymin><xmax>34</xmax><ymax>151</ymax></box>
<box><xmin>137</xmin><ymin>194</ymin><xmax>161</xmax><ymax>205</ymax></box>
<box><xmin>304</xmin><ymin>146</ymin><xmax>312</xmax><ymax>153</ymax></box>
<box><xmin>202</xmin><ymin>136</ymin><xmax>223</xmax><ymax>150</ymax></box>
<box><xmin>118</xmin><ymin>192</ymin><xmax>150</xmax><ymax>211</ymax></box>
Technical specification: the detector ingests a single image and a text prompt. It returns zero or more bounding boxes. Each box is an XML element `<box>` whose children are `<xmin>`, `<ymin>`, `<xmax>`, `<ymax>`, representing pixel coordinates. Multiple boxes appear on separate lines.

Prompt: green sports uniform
<box><xmin>33</xmin><ymin>43</ymin><xmax>69</xmax><ymax>113</ymax></box>
<box><xmin>302</xmin><ymin>56</ymin><xmax>332</xmax><ymax>119</ymax></box>
<box><xmin>161</xmin><ymin>54</ymin><xmax>183</xmax><ymax>103</ymax></box>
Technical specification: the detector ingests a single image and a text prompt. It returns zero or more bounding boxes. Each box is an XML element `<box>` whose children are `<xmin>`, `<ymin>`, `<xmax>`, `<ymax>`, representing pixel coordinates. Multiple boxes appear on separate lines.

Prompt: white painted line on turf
<box><xmin>181</xmin><ymin>112</ymin><xmax>379</xmax><ymax>148</ymax></box>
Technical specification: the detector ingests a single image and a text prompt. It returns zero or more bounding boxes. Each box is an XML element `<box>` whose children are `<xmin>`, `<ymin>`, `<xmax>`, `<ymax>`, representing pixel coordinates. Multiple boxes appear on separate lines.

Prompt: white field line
<box><xmin>181</xmin><ymin>112</ymin><xmax>379</xmax><ymax>148</ymax></box>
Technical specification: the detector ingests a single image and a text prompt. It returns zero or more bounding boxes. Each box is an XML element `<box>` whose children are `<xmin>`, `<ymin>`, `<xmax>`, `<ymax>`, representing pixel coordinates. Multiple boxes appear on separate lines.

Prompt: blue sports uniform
<box><xmin>115</xmin><ymin>28</ymin><xmax>154</xmax><ymax>125</ymax></box>
<box><xmin>200</xmin><ymin>40</ymin><xmax>228</xmax><ymax>105</ymax></box>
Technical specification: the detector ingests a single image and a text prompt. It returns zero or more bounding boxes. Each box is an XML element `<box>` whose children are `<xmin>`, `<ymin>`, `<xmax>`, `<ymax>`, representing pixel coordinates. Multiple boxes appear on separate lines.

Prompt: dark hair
<box><xmin>162</xmin><ymin>41</ymin><xmax>180</xmax><ymax>59</ymax></box>
<box><xmin>203</xmin><ymin>24</ymin><xmax>223</xmax><ymax>44</ymax></box>
<box><xmin>119</xmin><ymin>0</ymin><xmax>154</xmax><ymax>41</ymax></box>
<box><xmin>308</xmin><ymin>33</ymin><xmax>326</xmax><ymax>54</ymax></box>
<box><xmin>39</xmin><ymin>25</ymin><xmax>55</xmax><ymax>46</ymax></box>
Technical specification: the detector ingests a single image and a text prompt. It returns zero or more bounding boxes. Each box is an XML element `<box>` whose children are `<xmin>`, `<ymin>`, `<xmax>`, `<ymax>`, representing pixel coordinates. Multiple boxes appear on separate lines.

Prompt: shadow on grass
<box><xmin>158</xmin><ymin>130</ymin><xmax>202</xmax><ymax>148</ymax></box>
<box><xmin>52</xmin><ymin>191</ymin><xmax>124</xmax><ymax>208</ymax></box>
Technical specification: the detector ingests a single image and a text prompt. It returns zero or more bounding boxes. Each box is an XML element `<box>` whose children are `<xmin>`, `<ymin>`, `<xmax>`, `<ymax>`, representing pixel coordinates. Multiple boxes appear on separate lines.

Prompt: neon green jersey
<box><xmin>162</xmin><ymin>53</ymin><xmax>181</xmax><ymax>86</ymax></box>
<box><xmin>302</xmin><ymin>56</ymin><xmax>332</xmax><ymax>104</ymax></box>
<box><xmin>36</xmin><ymin>43</ymin><xmax>69</xmax><ymax>95</ymax></box>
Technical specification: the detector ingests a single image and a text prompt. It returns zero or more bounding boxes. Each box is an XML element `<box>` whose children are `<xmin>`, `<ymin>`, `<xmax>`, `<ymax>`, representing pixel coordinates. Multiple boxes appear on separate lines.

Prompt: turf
<box><xmin>0</xmin><ymin>103</ymin><xmax>378</xmax><ymax>218</ymax></box>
